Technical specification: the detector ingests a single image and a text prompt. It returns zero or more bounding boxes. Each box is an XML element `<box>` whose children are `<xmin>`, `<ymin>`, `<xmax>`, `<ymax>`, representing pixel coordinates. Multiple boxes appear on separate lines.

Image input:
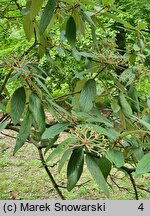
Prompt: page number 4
<box><xmin>138</xmin><ymin>203</ymin><xmax>144</xmax><ymax>211</ymax></box>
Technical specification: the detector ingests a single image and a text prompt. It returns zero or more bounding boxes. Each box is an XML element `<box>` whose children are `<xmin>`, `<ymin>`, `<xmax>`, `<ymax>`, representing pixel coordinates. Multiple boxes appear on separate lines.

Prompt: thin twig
<box><xmin>53</xmin><ymin>91</ymin><xmax>81</xmax><ymax>101</ymax></box>
<box><xmin>93</xmin><ymin>65</ymin><xmax>108</xmax><ymax>79</ymax></box>
<box><xmin>0</xmin><ymin>132</ymin><xmax>16</xmax><ymax>139</ymax></box>
<box><xmin>137</xmin><ymin>185</ymin><xmax>150</xmax><ymax>193</ymax></box>
<box><xmin>38</xmin><ymin>147</ymin><xmax>66</xmax><ymax>200</ymax></box>
<box><xmin>121</xmin><ymin>167</ymin><xmax>139</xmax><ymax>200</ymax></box>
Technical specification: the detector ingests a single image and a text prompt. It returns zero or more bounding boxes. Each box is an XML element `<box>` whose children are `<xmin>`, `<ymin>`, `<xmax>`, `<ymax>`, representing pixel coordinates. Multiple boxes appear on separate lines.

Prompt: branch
<box><xmin>53</xmin><ymin>91</ymin><xmax>80</xmax><ymax>101</ymax></box>
<box><xmin>38</xmin><ymin>147</ymin><xmax>66</xmax><ymax>200</ymax></box>
<box><xmin>121</xmin><ymin>166</ymin><xmax>138</xmax><ymax>200</ymax></box>
<box><xmin>93</xmin><ymin>64</ymin><xmax>108</xmax><ymax>79</ymax></box>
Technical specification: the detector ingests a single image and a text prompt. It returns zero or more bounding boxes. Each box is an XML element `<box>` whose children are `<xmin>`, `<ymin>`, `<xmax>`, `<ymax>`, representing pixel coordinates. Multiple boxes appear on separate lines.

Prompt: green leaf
<box><xmin>42</xmin><ymin>122</ymin><xmax>69</xmax><ymax>139</ymax></box>
<box><xmin>106</xmin><ymin>149</ymin><xmax>124</xmax><ymax>168</ymax></box>
<box><xmin>128</xmin><ymin>86</ymin><xmax>140</xmax><ymax>112</ymax></box>
<box><xmin>34</xmin><ymin>77</ymin><xmax>51</xmax><ymax>96</ymax></box>
<box><xmin>30</xmin><ymin>0</ymin><xmax>44</xmax><ymax>20</ymax></box>
<box><xmin>98</xmin><ymin>157</ymin><xmax>112</xmax><ymax>179</ymax></box>
<box><xmin>111</xmin><ymin>99</ymin><xmax>120</xmax><ymax>113</ymax></box>
<box><xmin>0</xmin><ymin>120</ymin><xmax>8</xmax><ymax>131</ymax></box>
<box><xmin>66</xmin><ymin>16</ymin><xmax>76</xmax><ymax>46</ymax></box>
<box><xmin>86</xmin><ymin>154</ymin><xmax>109</xmax><ymax>197</ymax></box>
<box><xmin>13</xmin><ymin>112</ymin><xmax>32</xmax><ymax>155</ymax></box>
<box><xmin>72</xmin><ymin>48</ymin><xmax>81</xmax><ymax>61</ymax></box>
<box><xmin>48</xmin><ymin>104</ymin><xmax>62</xmax><ymax>123</ymax></box>
<box><xmin>72</xmin><ymin>111</ymin><xmax>113</xmax><ymax>127</ymax></box>
<box><xmin>39</xmin><ymin>0</ymin><xmax>56</xmax><ymax>34</ymax></box>
<box><xmin>73</xmin><ymin>79</ymin><xmax>87</xmax><ymax>111</ymax></box>
<box><xmin>103</xmin><ymin>12</ymin><xmax>134</xmax><ymax>29</ymax></box>
<box><xmin>46</xmin><ymin>138</ymin><xmax>78</xmax><ymax>162</ymax></box>
<box><xmin>44</xmin><ymin>135</ymin><xmax>59</xmax><ymax>155</ymax></box>
<box><xmin>136</xmin><ymin>153</ymin><xmax>150</xmax><ymax>175</ymax></box>
<box><xmin>23</xmin><ymin>14</ymin><xmax>34</xmax><ymax>41</ymax></box>
<box><xmin>133</xmin><ymin>116</ymin><xmax>150</xmax><ymax>131</ymax></box>
<box><xmin>119</xmin><ymin>92</ymin><xmax>132</xmax><ymax>117</ymax></box>
<box><xmin>48</xmin><ymin>99</ymin><xmax>72</xmax><ymax>119</ymax></box>
<box><xmin>10</xmin><ymin>87</ymin><xmax>26</xmax><ymax>125</ymax></box>
<box><xmin>82</xmin><ymin>11</ymin><xmax>96</xmax><ymax>28</ymax></box>
<box><xmin>80</xmin><ymin>79</ymin><xmax>96</xmax><ymax>112</ymax></box>
<box><xmin>67</xmin><ymin>148</ymin><xmax>84</xmax><ymax>191</ymax></box>
<box><xmin>58</xmin><ymin>149</ymin><xmax>72</xmax><ymax>173</ymax></box>
<box><xmin>29</xmin><ymin>93</ymin><xmax>45</xmax><ymax>134</ymax></box>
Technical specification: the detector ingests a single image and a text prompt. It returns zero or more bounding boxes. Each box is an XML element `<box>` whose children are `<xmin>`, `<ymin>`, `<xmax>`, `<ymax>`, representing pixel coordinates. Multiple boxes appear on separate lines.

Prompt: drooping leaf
<box><xmin>111</xmin><ymin>98</ymin><xmax>120</xmax><ymax>113</ymax></box>
<box><xmin>66</xmin><ymin>16</ymin><xmax>76</xmax><ymax>46</ymax></box>
<box><xmin>133</xmin><ymin>116</ymin><xmax>150</xmax><ymax>131</ymax></box>
<box><xmin>73</xmin><ymin>111</ymin><xmax>113</xmax><ymax>127</ymax></box>
<box><xmin>136</xmin><ymin>153</ymin><xmax>150</xmax><ymax>175</ymax></box>
<box><xmin>128</xmin><ymin>86</ymin><xmax>140</xmax><ymax>112</ymax></box>
<box><xmin>34</xmin><ymin>77</ymin><xmax>50</xmax><ymax>96</ymax></box>
<box><xmin>82</xmin><ymin>11</ymin><xmax>96</xmax><ymax>28</ymax></box>
<box><xmin>10</xmin><ymin>87</ymin><xmax>26</xmax><ymax>125</ymax></box>
<box><xmin>0</xmin><ymin>120</ymin><xmax>8</xmax><ymax>131</ymax></box>
<box><xmin>46</xmin><ymin>138</ymin><xmax>78</xmax><ymax>163</ymax></box>
<box><xmin>30</xmin><ymin>0</ymin><xmax>44</xmax><ymax>20</ymax></box>
<box><xmin>39</xmin><ymin>0</ymin><xmax>56</xmax><ymax>34</ymax></box>
<box><xmin>42</xmin><ymin>122</ymin><xmax>69</xmax><ymax>139</ymax></box>
<box><xmin>48</xmin><ymin>99</ymin><xmax>72</xmax><ymax>119</ymax></box>
<box><xmin>96</xmin><ymin>157</ymin><xmax>112</xmax><ymax>179</ymax></box>
<box><xmin>13</xmin><ymin>112</ymin><xmax>32</xmax><ymax>155</ymax></box>
<box><xmin>106</xmin><ymin>149</ymin><xmax>124</xmax><ymax>168</ymax></box>
<box><xmin>29</xmin><ymin>93</ymin><xmax>45</xmax><ymax>134</ymax></box>
<box><xmin>72</xmin><ymin>48</ymin><xmax>81</xmax><ymax>61</ymax></box>
<box><xmin>139</xmin><ymin>118</ymin><xmax>150</xmax><ymax>131</ymax></box>
<box><xmin>23</xmin><ymin>14</ymin><xmax>34</xmax><ymax>41</ymax></box>
<box><xmin>67</xmin><ymin>148</ymin><xmax>84</xmax><ymax>191</ymax></box>
<box><xmin>86</xmin><ymin>154</ymin><xmax>109</xmax><ymax>197</ymax></box>
<box><xmin>73</xmin><ymin>79</ymin><xmax>87</xmax><ymax>111</ymax></box>
<box><xmin>80</xmin><ymin>79</ymin><xmax>96</xmax><ymax>112</ymax></box>
<box><xmin>48</xmin><ymin>104</ymin><xmax>62</xmax><ymax>123</ymax></box>
<box><xmin>58</xmin><ymin>149</ymin><xmax>72</xmax><ymax>173</ymax></box>
<box><xmin>119</xmin><ymin>92</ymin><xmax>132</xmax><ymax>117</ymax></box>
<box><xmin>75</xmin><ymin>13</ymin><xmax>85</xmax><ymax>36</ymax></box>
<box><xmin>103</xmin><ymin>12</ymin><xmax>134</xmax><ymax>29</ymax></box>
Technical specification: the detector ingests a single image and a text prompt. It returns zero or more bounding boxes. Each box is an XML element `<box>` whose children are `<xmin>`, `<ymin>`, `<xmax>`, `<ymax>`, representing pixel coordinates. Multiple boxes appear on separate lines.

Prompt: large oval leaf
<box><xmin>67</xmin><ymin>148</ymin><xmax>84</xmax><ymax>191</ymax></box>
<box><xmin>98</xmin><ymin>157</ymin><xmax>112</xmax><ymax>179</ymax></box>
<box><xmin>106</xmin><ymin>149</ymin><xmax>124</xmax><ymax>168</ymax></box>
<box><xmin>23</xmin><ymin>14</ymin><xmax>34</xmax><ymax>41</ymax></box>
<box><xmin>86</xmin><ymin>154</ymin><xmax>109</xmax><ymax>197</ymax></box>
<box><xmin>42</xmin><ymin>122</ymin><xmax>69</xmax><ymax>139</ymax></box>
<box><xmin>136</xmin><ymin>153</ymin><xmax>150</xmax><ymax>176</ymax></box>
<box><xmin>46</xmin><ymin>138</ymin><xmax>78</xmax><ymax>163</ymax></box>
<box><xmin>10</xmin><ymin>87</ymin><xmax>26</xmax><ymax>125</ymax></box>
<box><xmin>30</xmin><ymin>0</ymin><xmax>44</xmax><ymax>20</ymax></box>
<box><xmin>39</xmin><ymin>0</ymin><xmax>56</xmax><ymax>34</ymax></box>
<box><xmin>13</xmin><ymin>112</ymin><xmax>32</xmax><ymax>155</ymax></box>
<box><xmin>80</xmin><ymin>79</ymin><xmax>96</xmax><ymax>112</ymax></box>
<box><xmin>29</xmin><ymin>93</ymin><xmax>45</xmax><ymax>134</ymax></box>
<box><xmin>66</xmin><ymin>16</ymin><xmax>76</xmax><ymax>46</ymax></box>
<box><xmin>58</xmin><ymin>149</ymin><xmax>72</xmax><ymax>173</ymax></box>
<box><xmin>119</xmin><ymin>92</ymin><xmax>132</xmax><ymax>117</ymax></box>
